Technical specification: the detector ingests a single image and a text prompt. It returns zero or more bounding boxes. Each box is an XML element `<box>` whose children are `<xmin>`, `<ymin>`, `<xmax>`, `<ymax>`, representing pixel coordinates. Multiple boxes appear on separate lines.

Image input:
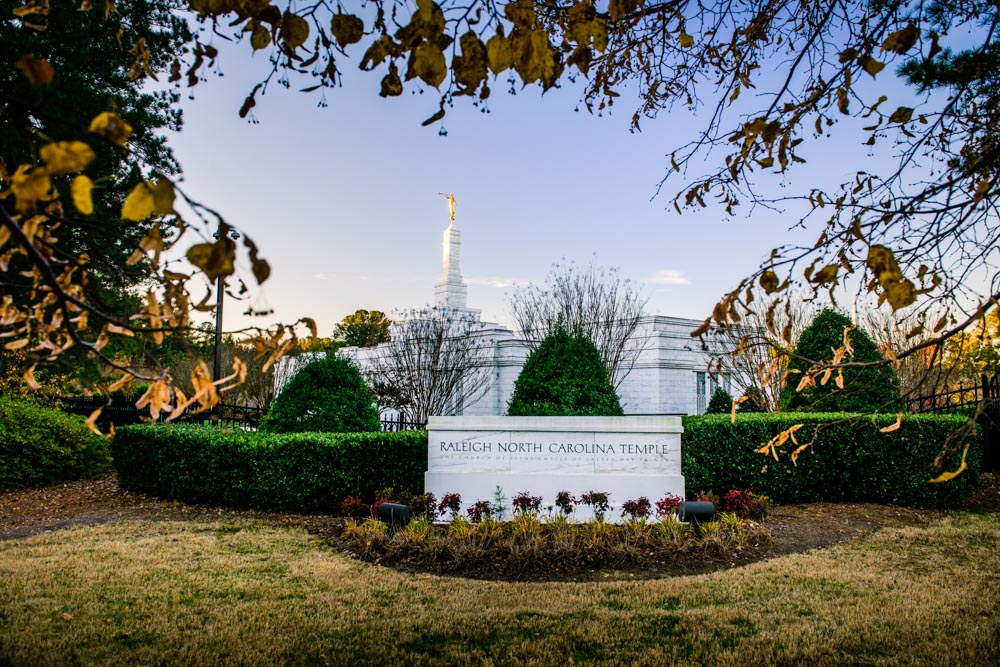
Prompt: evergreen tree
<box><xmin>261</xmin><ymin>355</ymin><xmax>380</xmax><ymax>433</ymax></box>
<box><xmin>780</xmin><ymin>309</ymin><xmax>900</xmax><ymax>412</ymax></box>
<box><xmin>705</xmin><ymin>387</ymin><xmax>734</xmax><ymax>414</ymax></box>
<box><xmin>507</xmin><ymin>329</ymin><xmax>623</xmax><ymax>416</ymax></box>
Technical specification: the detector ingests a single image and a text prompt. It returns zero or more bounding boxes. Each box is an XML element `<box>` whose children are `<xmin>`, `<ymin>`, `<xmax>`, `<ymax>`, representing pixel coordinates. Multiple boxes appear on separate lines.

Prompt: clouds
<box><xmin>646</xmin><ymin>269</ymin><xmax>690</xmax><ymax>286</ymax></box>
<box><xmin>466</xmin><ymin>275</ymin><xmax>531</xmax><ymax>288</ymax></box>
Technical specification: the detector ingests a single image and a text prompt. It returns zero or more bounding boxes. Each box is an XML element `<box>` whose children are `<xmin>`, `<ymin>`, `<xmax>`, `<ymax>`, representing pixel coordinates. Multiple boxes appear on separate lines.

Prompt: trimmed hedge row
<box><xmin>0</xmin><ymin>396</ymin><xmax>112</xmax><ymax>491</ymax></box>
<box><xmin>111</xmin><ymin>425</ymin><xmax>426</xmax><ymax>512</ymax></box>
<box><xmin>681</xmin><ymin>413</ymin><xmax>980</xmax><ymax>507</ymax></box>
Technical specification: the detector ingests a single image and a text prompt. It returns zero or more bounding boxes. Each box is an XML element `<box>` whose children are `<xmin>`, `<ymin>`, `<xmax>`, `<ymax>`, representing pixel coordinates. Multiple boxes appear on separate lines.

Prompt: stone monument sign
<box><xmin>425</xmin><ymin>416</ymin><xmax>684</xmax><ymax>521</ymax></box>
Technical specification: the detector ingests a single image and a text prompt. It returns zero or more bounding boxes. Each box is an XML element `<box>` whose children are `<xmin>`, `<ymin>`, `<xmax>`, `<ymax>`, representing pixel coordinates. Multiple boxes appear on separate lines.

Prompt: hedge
<box><xmin>0</xmin><ymin>396</ymin><xmax>112</xmax><ymax>491</ymax></box>
<box><xmin>111</xmin><ymin>424</ymin><xmax>426</xmax><ymax>512</ymax></box>
<box><xmin>681</xmin><ymin>413</ymin><xmax>980</xmax><ymax>507</ymax></box>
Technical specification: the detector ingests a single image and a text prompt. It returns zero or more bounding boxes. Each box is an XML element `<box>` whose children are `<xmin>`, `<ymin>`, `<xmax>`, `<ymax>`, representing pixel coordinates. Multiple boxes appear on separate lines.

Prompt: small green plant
<box><xmin>720</xmin><ymin>490</ymin><xmax>774</xmax><ymax>520</ymax></box>
<box><xmin>620</xmin><ymin>497</ymin><xmax>652</xmax><ymax>520</ymax></box>
<box><xmin>340</xmin><ymin>496</ymin><xmax>370</xmax><ymax>519</ymax></box>
<box><xmin>579</xmin><ymin>490</ymin><xmax>610</xmax><ymax>521</ymax></box>
<box><xmin>491</xmin><ymin>486</ymin><xmax>509</xmax><ymax>520</ymax></box>
<box><xmin>512</xmin><ymin>491</ymin><xmax>542</xmax><ymax>515</ymax></box>
<box><xmin>696</xmin><ymin>490</ymin><xmax>720</xmax><ymax>507</ymax></box>
<box><xmin>466</xmin><ymin>500</ymin><xmax>493</xmax><ymax>523</ymax></box>
<box><xmin>554</xmin><ymin>490</ymin><xmax>575</xmax><ymax>516</ymax></box>
<box><xmin>655</xmin><ymin>493</ymin><xmax>682</xmax><ymax>518</ymax></box>
<box><xmin>408</xmin><ymin>492</ymin><xmax>439</xmax><ymax>522</ymax></box>
<box><xmin>705</xmin><ymin>386</ymin><xmax>734</xmax><ymax>414</ymax></box>
<box><xmin>438</xmin><ymin>492</ymin><xmax>462</xmax><ymax>520</ymax></box>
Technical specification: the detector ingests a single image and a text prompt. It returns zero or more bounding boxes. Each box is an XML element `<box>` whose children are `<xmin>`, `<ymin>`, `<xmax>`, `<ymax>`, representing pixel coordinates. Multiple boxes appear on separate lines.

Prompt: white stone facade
<box><xmin>276</xmin><ymin>216</ymin><xmax>726</xmax><ymax>417</ymax></box>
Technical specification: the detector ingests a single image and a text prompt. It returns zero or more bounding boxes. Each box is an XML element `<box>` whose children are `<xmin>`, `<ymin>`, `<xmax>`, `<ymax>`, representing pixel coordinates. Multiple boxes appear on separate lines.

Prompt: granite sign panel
<box><xmin>425</xmin><ymin>416</ymin><xmax>684</xmax><ymax>522</ymax></box>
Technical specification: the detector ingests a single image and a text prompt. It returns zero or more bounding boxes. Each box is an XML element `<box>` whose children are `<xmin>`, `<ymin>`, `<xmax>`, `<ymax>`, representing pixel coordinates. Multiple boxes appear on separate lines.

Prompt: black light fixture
<box><xmin>678</xmin><ymin>501</ymin><xmax>716</xmax><ymax>536</ymax></box>
<box><xmin>212</xmin><ymin>225</ymin><xmax>240</xmax><ymax>384</ymax></box>
<box><xmin>377</xmin><ymin>503</ymin><xmax>411</xmax><ymax>533</ymax></box>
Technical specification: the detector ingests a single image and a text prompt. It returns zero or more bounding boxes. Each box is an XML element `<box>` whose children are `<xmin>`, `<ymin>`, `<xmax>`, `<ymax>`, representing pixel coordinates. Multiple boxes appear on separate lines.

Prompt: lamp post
<box><xmin>213</xmin><ymin>226</ymin><xmax>241</xmax><ymax>384</ymax></box>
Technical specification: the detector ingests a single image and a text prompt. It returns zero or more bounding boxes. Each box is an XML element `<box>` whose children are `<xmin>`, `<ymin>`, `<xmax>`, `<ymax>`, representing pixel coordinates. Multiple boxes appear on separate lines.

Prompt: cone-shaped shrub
<box><xmin>780</xmin><ymin>308</ymin><xmax>900</xmax><ymax>412</ymax></box>
<box><xmin>705</xmin><ymin>387</ymin><xmax>734</xmax><ymax>414</ymax></box>
<box><xmin>507</xmin><ymin>329</ymin><xmax>623</xmax><ymax>416</ymax></box>
<box><xmin>261</xmin><ymin>355</ymin><xmax>380</xmax><ymax>433</ymax></box>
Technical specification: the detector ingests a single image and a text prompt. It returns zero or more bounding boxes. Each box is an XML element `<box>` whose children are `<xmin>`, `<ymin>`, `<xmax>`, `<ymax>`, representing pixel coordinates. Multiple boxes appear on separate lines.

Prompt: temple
<box><xmin>278</xmin><ymin>202</ymin><xmax>728</xmax><ymax>417</ymax></box>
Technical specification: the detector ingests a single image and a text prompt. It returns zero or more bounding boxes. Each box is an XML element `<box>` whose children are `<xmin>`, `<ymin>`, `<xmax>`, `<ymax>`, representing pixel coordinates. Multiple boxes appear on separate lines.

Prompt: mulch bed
<box><xmin>1</xmin><ymin>473</ymin><xmax>996</xmax><ymax>580</ymax></box>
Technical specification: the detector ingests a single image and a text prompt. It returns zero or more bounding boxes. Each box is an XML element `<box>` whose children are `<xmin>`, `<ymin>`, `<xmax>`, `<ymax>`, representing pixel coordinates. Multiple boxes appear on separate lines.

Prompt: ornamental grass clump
<box><xmin>340</xmin><ymin>504</ymin><xmax>770</xmax><ymax>580</ymax></box>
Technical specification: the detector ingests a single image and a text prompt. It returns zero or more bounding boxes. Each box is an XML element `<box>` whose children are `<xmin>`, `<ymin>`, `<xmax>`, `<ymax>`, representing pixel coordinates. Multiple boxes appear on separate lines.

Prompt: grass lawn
<box><xmin>1</xmin><ymin>512</ymin><xmax>998</xmax><ymax>666</ymax></box>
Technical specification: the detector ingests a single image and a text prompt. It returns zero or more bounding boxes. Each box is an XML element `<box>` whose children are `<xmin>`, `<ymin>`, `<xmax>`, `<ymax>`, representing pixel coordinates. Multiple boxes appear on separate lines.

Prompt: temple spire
<box><xmin>434</xmin><ymin>194</ymin><xmax>468</xmax><ymax>310</ymax></box>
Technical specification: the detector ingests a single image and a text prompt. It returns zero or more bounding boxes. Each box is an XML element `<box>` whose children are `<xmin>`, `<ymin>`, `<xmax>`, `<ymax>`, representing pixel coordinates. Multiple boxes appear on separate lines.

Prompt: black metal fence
<box><xmin>58</xmin><ymin>396</ymin><xmax>266</xmax><ymax>431</ymax></box>
<box><xmin>59</xmin><ymin>397</ymin><xmax>426</xmax><ymax>433</ymax></box>
<box><xmin>379</xmin><ymin>411</ymin><xmax>426</xmax><ymax>432</ymax></box>
<box><xmin>909</xmin><ymin>375</ymin><xmax>998</xmax><ymax>472</ymax></box>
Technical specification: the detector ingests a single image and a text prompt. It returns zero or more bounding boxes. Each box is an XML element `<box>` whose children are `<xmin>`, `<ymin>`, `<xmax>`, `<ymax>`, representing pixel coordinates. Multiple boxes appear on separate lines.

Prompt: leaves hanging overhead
<box><xmin>280</xmin><ymin>10</ymin><xmax>309</xmax><ymax>51</ymax></box>
<box><xmin>330</xmin><ymin>13</ymin><xmax>364</xmax><ymax>47</ymax></box>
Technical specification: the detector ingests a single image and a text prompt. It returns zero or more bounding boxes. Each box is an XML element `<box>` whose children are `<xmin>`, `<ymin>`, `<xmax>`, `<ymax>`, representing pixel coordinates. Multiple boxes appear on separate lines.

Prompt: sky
<box><xmin>162</xmin><ymin>36</ymin><xmax>921</xmax><ymax>337</ymax></box>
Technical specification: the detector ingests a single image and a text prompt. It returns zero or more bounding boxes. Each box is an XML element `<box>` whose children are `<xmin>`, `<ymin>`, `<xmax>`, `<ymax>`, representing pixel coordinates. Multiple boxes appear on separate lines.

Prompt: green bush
<box><xmin>0</xmin><ymin>396</ymin><xmax>112</xmax><ymax>491</ymax></box>
<box><xmin>111</xmin><ymin>424</ymin><xmax>426</xmax><ymax>512</ymax></box>
<box><xmin>681</xmin><ymin>413</ymin><xmax>980</xmax><ymax>507</ymax></box>
<box><xmin>781</xmin><ymin>308</ymin><xmax>900</xmax><ymax>412</ymax></box>
<box><xmin>705</xmin><ymin>387</ymin><xmax>733</xmax><ymax>414</ymax></box>
<box><xmin>260</xmin><ymin>355</ymin><xmax>379</xmax><ymax>433</ymax></box>
<box><xmin>507</xmin><ymin>329</ymin><xmax>623</xmax><ymax>416</ymax></box>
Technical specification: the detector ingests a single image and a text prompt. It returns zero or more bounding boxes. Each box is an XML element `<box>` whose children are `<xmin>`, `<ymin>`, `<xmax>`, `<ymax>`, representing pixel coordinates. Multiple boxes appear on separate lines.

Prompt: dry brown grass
<box><xmin>1</xmin><ymin>513</ymin><xmax>998</xmax><ymax>666</ymax></box>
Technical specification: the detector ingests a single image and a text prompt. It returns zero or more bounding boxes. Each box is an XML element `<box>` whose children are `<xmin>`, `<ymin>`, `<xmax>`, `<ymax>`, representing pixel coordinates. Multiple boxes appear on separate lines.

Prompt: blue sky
<box><xmin>164</xmin><ymin>39</ymin><xmax>919</xmax><ymax>336</ymax></box>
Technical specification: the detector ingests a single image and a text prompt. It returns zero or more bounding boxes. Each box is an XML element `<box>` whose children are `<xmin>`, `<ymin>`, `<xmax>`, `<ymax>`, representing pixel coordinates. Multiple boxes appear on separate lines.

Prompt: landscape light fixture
<box><xmin>212</xmin><ymin>225</ymin><xmax>241</xmax><ymax>385</ymax></box>
<box><xmin>377</xmin><ymin>503</ymin><xmax>411</xmax><ymax>534</ymax></box>
<box><xmin>678</xmin><ymin>501</ymin><xmax>717</xmax><ymax>537</ymax></box>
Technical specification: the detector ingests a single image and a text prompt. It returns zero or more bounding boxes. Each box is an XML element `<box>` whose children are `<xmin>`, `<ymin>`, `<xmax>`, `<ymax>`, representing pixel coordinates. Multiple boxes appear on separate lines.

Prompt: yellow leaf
<box><xmin>879</xmin><ymin>412</ymin><xmax>903</xmax><ymax>433</ymax></box>
<box><xmin>70</xmin><ymin>175</ymin><xmax>94</xmax><ymax>215</ymax></box>
<box><xmin>379</xmin><ymin>61</ymin><xmax>403</xmax><ymax>97</ymax></box>
<box><xmin>89</xmin><ymin>111</ymin><xmax>132</xmax><ymax>146</ymax></box>
<box><xmin>888</xmin><ymin>106</ymin><xmax>913</xmax><ymax>124</ymax></box>
<box><xmin>23</xmin><ymin>364</ymin><xmax>42</xmax><ymax>390</ymax></box>
<box><xmin>453</xmin><ymin>31</ymin><xmax>488</xmax><ymax>90</ymax></box>
<box><xmin>10</xmin><ymin>165</ymin><xmax>52</xmax><ymax>213</ymax></box>
<box><xmin>108</xmin><ymin>373</ymin><xmax>134</xmax><ymax>393</ymax></box>
<box><xmin>858</xmin><ymin>55</ymin><xmax>885</xmax><ymax>77</ymax></box>
<box><xmin>330</xmin><ymin>13</ymin><xmax>364</xmax><ymax>47</ymax></box>
<box><xmin>41</xmin><ymin>140</ymin><xmax>96</xmax><ymax>176</ymax></box>
<box><xmin>250</xmin><ymin>22</ymin><xmax>271</xmax><ymax>51</ymax></box>
<box><xmin>281</xmin><ymin>11</ymin><xmax>310</xmax><ymax>50</ymax></box>
<box><xmin>880</xmin><ymin>24</ymin><xmax>919</xmax><ymax>54</ymax></box>
<box><xmin>730</xmin><ymin>396</ymin><xmax>748</xmax><ymax>424</ymax></box>
<box><xmin>122</xmin><ymin>179</ymin><xmax>174</xmax><ymax>221</ymax></box>
<box><xmin>84</xmin><ymin>408</ymin><xmax>103</xmax><ymax>436</ymax></box>
<box><xmin>122</xmin><ymin>183</ymin><xmax>155</xmax><ymax>221</ymax></box>
<box><xmin>486</xmin><ymin>31</ymin><xmax>515</xmax><ymax>74</ymax></box>
<box><xmin>15</xmin><ymin>54</ymin><xmax>53</xmax><ymax>87</ymax></box>
<box><xmin>866</xmin><ymin>245</ymin><xmax>916</xmax><ymax>311</ymax></box>
<box><xmin>929</xmin><ymin>444</ymin><xmax>970</xmax><ymax>483</ymax></box>
<box><xmin>186</xmin><ymin>239</ymin><xmax>235</xmax><ymax>280</ymax></box>
<box><xmin>243</xmin><ymin>236</ymin><xmax>271</xmax><ymax>283</ymax></box>
<box><xmin>413</xmin><ymin>41</ymin><xmax>447</xmax><ymax>88</ymax></box>
<box><xmin>678</xmin><ymin>32</ymin><xmax>694</xmax><ymax>48</ymax></box>
<box><xmin>513</xmin><ymin>29</ymin><xmax>562</xmax><ymax>89</ymax></box>
<box><xmin>759</xmin><ymin>269</ymin><xmax>780</xmax><ymax>293</ymax></box>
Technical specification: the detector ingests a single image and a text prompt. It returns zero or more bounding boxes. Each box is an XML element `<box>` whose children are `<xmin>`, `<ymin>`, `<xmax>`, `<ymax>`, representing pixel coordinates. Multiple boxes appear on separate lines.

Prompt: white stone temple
<box><xmin>277</xmin><ymin>206</ymin><xmax>729</xmax><ymax>417</ymax></box>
